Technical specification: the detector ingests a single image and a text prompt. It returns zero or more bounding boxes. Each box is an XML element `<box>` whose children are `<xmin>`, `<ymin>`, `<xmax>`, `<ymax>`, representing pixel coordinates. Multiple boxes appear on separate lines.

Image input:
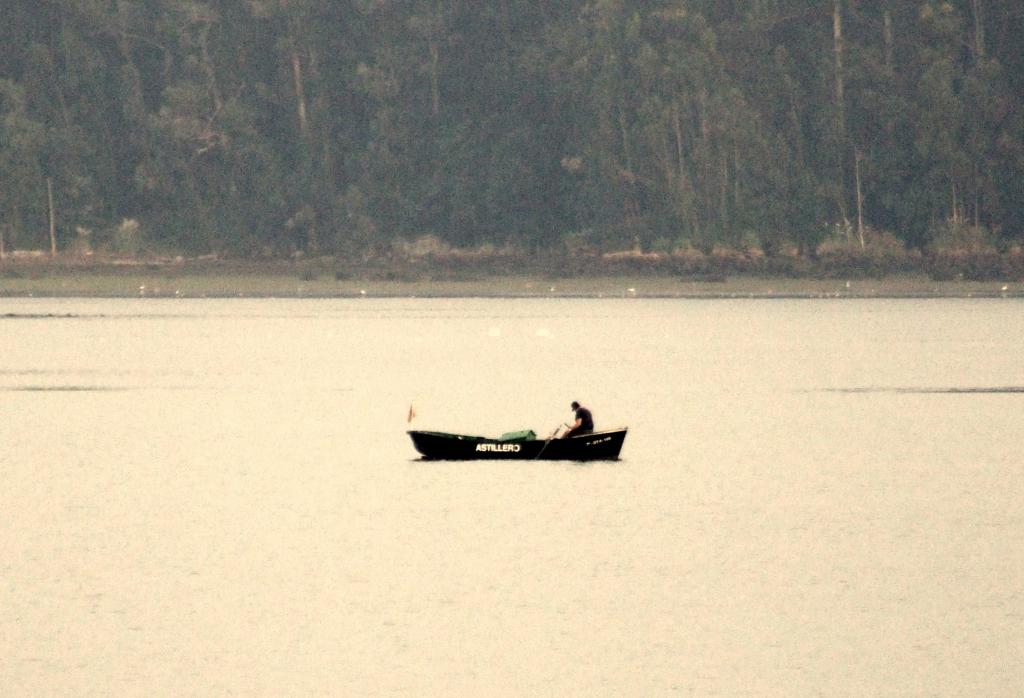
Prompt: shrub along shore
<box><xmin>1</xmin><ymin>249</ymin><xmax>1023</xmax><ymax>299</ymax></box>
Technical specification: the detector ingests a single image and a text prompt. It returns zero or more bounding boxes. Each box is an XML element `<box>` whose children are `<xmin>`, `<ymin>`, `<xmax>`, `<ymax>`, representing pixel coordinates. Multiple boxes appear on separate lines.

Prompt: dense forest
<box><xmin>0</xmin><ymin>0</ymin><xmax>1022</xmax><ymax>260</ymax></box>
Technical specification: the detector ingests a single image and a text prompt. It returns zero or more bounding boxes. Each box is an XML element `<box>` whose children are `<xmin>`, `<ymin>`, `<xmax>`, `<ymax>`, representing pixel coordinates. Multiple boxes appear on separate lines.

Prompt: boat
<box><xmin>407</xmin><ymin>427</ymin><xmax>628</xmax><ymax>461</ymax></box>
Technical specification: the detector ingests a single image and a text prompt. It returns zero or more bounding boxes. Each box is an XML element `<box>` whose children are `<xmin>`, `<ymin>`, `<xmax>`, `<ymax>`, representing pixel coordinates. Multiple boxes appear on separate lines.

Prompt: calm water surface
<box><xmin>2</xmin><ymin>297</ymin><xmax>1022</xmax><ymax>696</ymax></box>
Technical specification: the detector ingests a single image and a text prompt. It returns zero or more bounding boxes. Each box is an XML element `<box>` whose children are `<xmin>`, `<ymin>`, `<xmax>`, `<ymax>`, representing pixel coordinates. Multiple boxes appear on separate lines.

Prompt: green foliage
<box><xmin>109</xmin><ymin>218</ymin><xmax>143</xmax><ymax>256</ymax></box>
<box><xmin>0</xmin><ymin>79</ymin><xmax>46</xmax><ymax>248</ymax></box>
<box><xmin>0</xmin><ymin>0</ymin><xmax>1021</xmax><ymax>257</ymax></box>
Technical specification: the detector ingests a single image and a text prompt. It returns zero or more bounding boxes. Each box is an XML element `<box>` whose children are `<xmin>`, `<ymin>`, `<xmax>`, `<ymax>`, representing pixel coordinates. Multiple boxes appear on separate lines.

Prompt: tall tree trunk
<box><xmin>854</xmin><ymin>147</ymin><xmax>865</xmax><ymax>248</ymax></box>
<box><xmin>832</xmin><ymin>0</ymin><xmax>846</xmax><ymax>133</ymax></box>
<box><xmin>671</xmin><ymin>103</ymin><xmax>698</xmax><ymax>237</ymax></box>
<box><xmin>671</xmin><ymin>105</ymin><xmax>693</xmax><ymax>191</ymax></box>
<box><xmin>695</xmin><ymin>89</ymin><xmax>714</xmax><ymax>234</ymax></box>
<box><xmin>292</xmin><ymin>50</ymin><xmax>310</xmax><ymax>140</ymax></box>
<box><xmin>657</xmin><ymin>126</ymin><xmax>673</xmax><ymax>187</ymax></box>
<box><xmin>971</xmin><ymin>0</ymin><xmax>985</xmax><ymax>59</ymax></box>
<box><xmin>733</xmin><ymin>145</ymin><xmax>741</xmax><ymax>211</ymax></box>
<box><xmin>883</xmin><ymin>9</ymin><xmax>894</xmax><ymax>73</ymax></box>
<box><xmin>973</xmin><ymin>163</ymin><xmax>981</xmax><ymax>229</ymax></box>
<box><xmin>618</xmin><ymin>109</ymin><xmax>639</xmax><ymax>232</ymax></box>
<box><xmin>832</xmin><ymin>0</ymin><xmax>849</xmax><ymax>223</ymax></box>
<box><xmin>47</xmin><ymin>177</ymin><xmax>57</xmax><ymax>257</ymax></box>
<box><xmin>11</xmin><ymin>204</ymin><xmax>20</xmax><ymax>250</ymax></box>
<box><xmin>429</xmin><ymin>41</ymin><xmax>440</xmax><ymax>116</ymax></box>
<box><xmin>789</xmin><ymin>96</ymin><xmax>805</xmax><ymax>166</ymax></box>
<box><xmin>720</xmin><ymin>151</ymin><xmax>729</xmax><ymax>238</ymax></box>
<box><xmin>671</xmin><ymin>103</ymin><xmax>686</xmax><ymax>184</ymax></box>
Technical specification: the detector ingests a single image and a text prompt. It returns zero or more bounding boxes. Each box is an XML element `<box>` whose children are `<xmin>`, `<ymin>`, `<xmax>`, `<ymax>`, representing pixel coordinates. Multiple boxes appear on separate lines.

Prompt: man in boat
<box><xmin>563</xmin><ymin>401</ymin><xmax>594</xmax><ymax>438</ymax></box>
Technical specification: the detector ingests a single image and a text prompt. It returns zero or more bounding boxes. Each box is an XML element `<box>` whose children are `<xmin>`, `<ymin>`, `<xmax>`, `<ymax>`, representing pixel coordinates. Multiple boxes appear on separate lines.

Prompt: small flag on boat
<box><xmin>407</xmin><ymin>403</ymin><xmax>416</xmax><ymax>423</ymax></box>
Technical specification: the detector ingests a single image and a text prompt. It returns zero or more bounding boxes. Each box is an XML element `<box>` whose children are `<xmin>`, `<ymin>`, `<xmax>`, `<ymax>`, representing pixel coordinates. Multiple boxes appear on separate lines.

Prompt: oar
<box><xmin>533</xmin><ymin>424</ymin><xmax>568</xmax><ymax>460</ymax></box>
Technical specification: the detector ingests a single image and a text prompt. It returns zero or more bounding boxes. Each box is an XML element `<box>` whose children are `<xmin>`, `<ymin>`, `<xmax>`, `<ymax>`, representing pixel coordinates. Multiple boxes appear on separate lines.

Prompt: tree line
<box><xmin>1</xmin><ymin>0</ymin><xmax>1022</xmax><ymax>259</ymax></box>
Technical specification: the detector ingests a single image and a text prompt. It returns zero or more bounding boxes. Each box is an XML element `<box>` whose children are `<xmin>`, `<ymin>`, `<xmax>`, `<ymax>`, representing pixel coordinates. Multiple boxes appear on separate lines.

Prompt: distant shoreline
<box><xmin>1</xmin><ymin>260</ymin><xmax>1021</xmax><ymax>299</ymax></box>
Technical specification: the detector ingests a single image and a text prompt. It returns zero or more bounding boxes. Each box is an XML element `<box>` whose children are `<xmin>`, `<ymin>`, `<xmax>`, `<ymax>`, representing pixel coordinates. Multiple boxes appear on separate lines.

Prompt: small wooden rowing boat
<box><xmin>408</xmin><ymin>427</ymin><xmax>628</xmax><ymax>461</ymax></box>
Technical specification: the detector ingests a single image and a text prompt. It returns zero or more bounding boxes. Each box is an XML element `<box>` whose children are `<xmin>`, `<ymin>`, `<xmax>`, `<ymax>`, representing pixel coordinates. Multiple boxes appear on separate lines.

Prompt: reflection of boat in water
<box><xmin>408</xmin><ymin>428</ymin><xmax>628</xmax><ymax>461</ymax></box>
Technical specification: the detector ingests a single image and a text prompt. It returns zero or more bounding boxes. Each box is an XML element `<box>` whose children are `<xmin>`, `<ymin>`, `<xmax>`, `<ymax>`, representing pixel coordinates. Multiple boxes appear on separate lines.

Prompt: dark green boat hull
<box><xmin>408</xmin><ymin>428</ymin><xmax>628</xmax><ymax>461</ymax></box>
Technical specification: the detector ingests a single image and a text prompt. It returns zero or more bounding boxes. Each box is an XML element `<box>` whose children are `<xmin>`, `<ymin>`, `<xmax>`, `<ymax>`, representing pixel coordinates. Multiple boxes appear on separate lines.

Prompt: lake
<box><xmin>2</xmin><ymin>297</ymin><xmax>1022</xmax><ymax>696</ymax></box>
